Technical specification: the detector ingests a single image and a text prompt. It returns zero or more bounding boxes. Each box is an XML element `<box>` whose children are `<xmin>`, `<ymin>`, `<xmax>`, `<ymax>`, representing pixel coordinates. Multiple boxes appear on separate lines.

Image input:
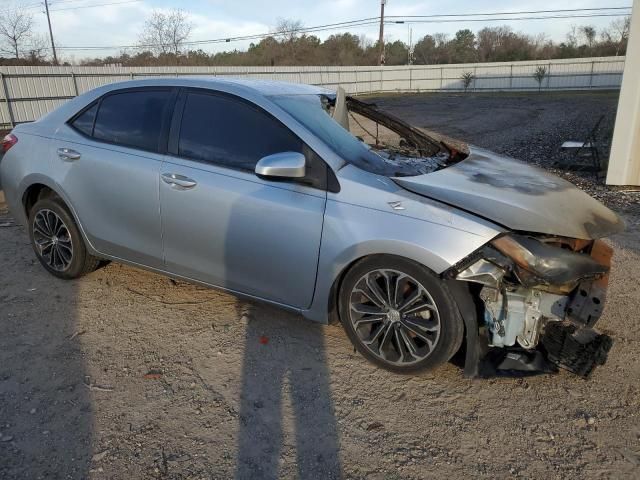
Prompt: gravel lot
<box><xmin>1</xmin><ymin>91</ymin><xmax>639</xmax><ymax>479</ymax></box>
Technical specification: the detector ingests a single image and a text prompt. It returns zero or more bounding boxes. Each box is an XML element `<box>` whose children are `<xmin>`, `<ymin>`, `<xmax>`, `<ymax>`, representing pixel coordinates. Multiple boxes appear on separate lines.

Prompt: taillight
<box><xmin>1</xmin><ymin>133</ymin><xmax>18</xmax><ymax>153</ymax></box>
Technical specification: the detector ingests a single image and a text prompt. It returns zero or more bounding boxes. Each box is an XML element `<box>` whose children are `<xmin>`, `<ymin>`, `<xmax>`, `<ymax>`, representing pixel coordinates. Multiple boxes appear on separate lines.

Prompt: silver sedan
<box><xmin>0</xmin><ymin>78</ymin><xmax>623</xmax><ymax>377</ymax></box>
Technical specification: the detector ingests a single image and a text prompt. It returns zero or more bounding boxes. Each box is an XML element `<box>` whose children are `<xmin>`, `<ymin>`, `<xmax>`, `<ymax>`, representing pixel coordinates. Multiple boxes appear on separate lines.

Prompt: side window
<box><xmin>71</xmin><ymin>102</ymin><xmax>98</xmax><ymax>136</ymax></box>
<box><xmin>93</xmin><ymin>90</ymin><xmax>171</xmax><ymax>152</ymax></box>
<box><xmin>178</xmin><ymin>92</ymin><xmax>303</xmax><ymax>171</ymax></box>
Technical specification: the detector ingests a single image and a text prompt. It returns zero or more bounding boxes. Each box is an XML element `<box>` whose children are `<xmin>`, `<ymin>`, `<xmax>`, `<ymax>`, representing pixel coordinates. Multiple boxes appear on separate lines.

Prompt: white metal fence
<box><xmin>0</xmin><ymin>56</ymin><xmax>625</xmax><ymax>128</ymax></box>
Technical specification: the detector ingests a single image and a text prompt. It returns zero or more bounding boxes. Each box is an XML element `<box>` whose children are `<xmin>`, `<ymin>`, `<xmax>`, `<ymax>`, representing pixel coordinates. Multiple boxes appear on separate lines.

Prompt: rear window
<box><xmin>71</xmin><ymin>102</ymin><xmax>97</xmax><ymax>136</ymax></box>
<box><xmin>92</xmin><ymin>90</ymin><xmax>172</xmax><ymax>152</ymax></box>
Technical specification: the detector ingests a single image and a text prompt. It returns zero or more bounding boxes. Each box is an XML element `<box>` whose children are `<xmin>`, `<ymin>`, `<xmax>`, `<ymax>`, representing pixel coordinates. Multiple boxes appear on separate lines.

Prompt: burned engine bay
<box><xmin>450</xmin><ymin>234</ymin><xmax>613</xmax><ymax>378</ymax></box>
<box><xmin>325</xmin><ymin>91</ymin><xmax>467</xmax><ymax>176</ymax></box>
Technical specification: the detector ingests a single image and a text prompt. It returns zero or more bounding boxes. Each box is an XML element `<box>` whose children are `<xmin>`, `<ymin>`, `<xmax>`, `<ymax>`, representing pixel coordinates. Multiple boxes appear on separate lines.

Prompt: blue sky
<box><xmin>15</xmin><ymin>0</ymin><xmax>633</xmax><ymax>60</ymax></box>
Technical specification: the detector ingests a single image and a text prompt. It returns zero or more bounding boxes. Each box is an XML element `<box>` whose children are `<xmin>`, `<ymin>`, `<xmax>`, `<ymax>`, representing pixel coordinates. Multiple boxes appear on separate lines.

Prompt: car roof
<box><xmin>95</xmin><ymin>77</ymin><xmax>334</xmax><ymax>97</ymax></box>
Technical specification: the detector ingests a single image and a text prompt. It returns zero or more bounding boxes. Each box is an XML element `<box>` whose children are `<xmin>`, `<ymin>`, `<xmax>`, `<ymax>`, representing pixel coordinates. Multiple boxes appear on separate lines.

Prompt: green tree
<box><xmin>452</xmin><ymin>29</ymin><xmax>476</xmax><ymax>63</ymax></box>
<box><xmin>384</xmin><ymin>40</ymin><xmax>409</xmax><ymax>65</ymax></box>
<box><xmin>413</xmin><ymin>35</ymin><xmax>436</xmax><ymax>64</ymax></box>
<box><xmin>320</xmin><ymin>33</ymin><xmax>363</xmax><ymax>65</ymax></box>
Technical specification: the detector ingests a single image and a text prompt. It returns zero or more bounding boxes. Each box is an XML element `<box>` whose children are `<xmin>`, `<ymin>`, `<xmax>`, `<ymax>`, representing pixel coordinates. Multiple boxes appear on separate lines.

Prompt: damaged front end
<box><xmin>450</xmin><ymin>234</ymin><xmax>614</xmax><ymax>378</ymax></box>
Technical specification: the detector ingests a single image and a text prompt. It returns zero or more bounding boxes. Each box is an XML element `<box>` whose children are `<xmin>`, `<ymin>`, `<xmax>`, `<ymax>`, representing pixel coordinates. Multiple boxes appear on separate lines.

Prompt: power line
<box><xmin>50</xmin><ymin>0</ymin><xmax>111</xmax><ymax>5</ymax></box>
<box><xmin>394</xmin><ymin>13</ymin><xmax>631</xmax><ymax>25</ymax></box>
<box><xmin>15</xmin><ymin>6</ymin><xmax>633</xmax><ymax>53</ymax></box>
<box><xmin>0</xmin><ymin>0</ymin><xmax>141</xmax><ymax>14</ymax></box>
<box><xmin>52</xmin><ymin>11</ymin><xmax>632</xmax><ymax>52</ymax></box>
<box><xmin>54</xmin><ymin>18</ymin><xmax>383</xmax><ymax>51</ymax></box>
<box><xmin>385</xmin><ymin>6</ymin><xmax>632</xmax><ymax>19</ymax></box>
<box><xmin>0</xmin><ymin>2</ymin><xmax>42</xmax><ymax>14</ymax></box>
<box><xmin>50</xmin><ymin>0</ymin><xmax>141</xmax><ymax>11</ymax></box>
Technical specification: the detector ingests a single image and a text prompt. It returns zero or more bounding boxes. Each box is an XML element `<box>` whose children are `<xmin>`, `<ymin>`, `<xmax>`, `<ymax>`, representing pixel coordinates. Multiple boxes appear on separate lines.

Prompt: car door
<box><xmin>53</xmin><ymin>87</ymin><xmax>176</xmax><ymax>269</ymax></box>
<box><xmin>159</xmin><ymin>89</ymin><xmax>327</xmax><ymax>309</ymax></box>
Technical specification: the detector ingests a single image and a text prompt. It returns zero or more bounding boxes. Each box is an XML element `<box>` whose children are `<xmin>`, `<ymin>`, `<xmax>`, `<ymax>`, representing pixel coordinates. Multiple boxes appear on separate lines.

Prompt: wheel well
<box><xmin>327</xmin><ymin>254</ymin><xmax>391</xmax><ymax>325</ymax></box>
<box><xmin>327</xmin><ymin>253</ymin><xmax>449</xmax><ymax>325</ymax></box>
<box><xmin>22</xmin><ymin>184</ymin><xmax>58</xmax><ymax>218</ymax></box>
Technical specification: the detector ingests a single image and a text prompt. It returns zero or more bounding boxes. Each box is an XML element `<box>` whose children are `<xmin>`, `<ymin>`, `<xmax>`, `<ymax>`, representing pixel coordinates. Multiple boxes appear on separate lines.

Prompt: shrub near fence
<box><xmin>0</xmin><ymin>56</ymin><xmax>625</xmax><ymax>128</ymax></box>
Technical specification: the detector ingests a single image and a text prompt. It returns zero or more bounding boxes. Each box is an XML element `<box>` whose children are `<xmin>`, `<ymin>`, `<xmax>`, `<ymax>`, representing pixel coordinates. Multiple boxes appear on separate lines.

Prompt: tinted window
<box><xmin>93</xmin><ymin>90</ymin><xmax>171</xmax><ymax>152</ymax></box>
<box><xmin>178</xmin><ymin>92</ymin><xmax>302</xmax><ymax>171</ymax></box>
<box><xmin>71</xmin><ymin>102</ymin><xmax>98</xmax><ymax>136</ymax></box>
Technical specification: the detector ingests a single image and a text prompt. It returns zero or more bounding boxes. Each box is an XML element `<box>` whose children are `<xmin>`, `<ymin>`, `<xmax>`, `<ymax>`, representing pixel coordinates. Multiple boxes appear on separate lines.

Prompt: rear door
<box><xmin>53</xmin><ymin>87</ymin><xmax>176</xmax><ymax>268</ymax></box>
<box><xmin>159</xmin><ymin>89</ymin><xmax>327</xmax><ymax>308</ymax></box>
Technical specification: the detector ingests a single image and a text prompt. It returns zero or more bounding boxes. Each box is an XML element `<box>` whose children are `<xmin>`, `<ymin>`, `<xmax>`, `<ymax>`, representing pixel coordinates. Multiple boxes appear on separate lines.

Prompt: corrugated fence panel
<box><xmin>0</xmin><ymin>102</ymin><xmax>10</xmax><ymax>126</ymax></box>
<box><xmin>0</xmin><ymin>57</ymin><xmax>626</xmax><ymax>127</ymax></box>
<box><xmin>410</xmin><ymin>67</ymin><xmax>441</xmax><ymax>92</ymax></box>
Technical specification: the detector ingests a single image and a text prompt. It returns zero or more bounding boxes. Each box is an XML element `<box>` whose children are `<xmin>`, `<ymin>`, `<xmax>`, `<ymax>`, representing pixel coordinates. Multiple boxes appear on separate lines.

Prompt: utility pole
<box><xmin>44</xmin><ymin>0</ymin><xmax>58</xmax><ymax>65</ymax></box>
<box><xmin>378</xmin><ymin>0</ymin><xmax>386</xmax><ymax>66</ymax></box>
<box><xmin>408</xmin><ymin>26</ymin><xmax>413</xmax><ymax>65</ymax></box>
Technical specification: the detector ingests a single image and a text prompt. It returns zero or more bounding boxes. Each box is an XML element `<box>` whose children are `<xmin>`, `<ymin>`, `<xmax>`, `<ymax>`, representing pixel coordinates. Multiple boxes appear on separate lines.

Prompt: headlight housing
<box><xmin>490</xmin><ymin>234</ymin><xmax>607</xmax><ymax>287</ymax></box>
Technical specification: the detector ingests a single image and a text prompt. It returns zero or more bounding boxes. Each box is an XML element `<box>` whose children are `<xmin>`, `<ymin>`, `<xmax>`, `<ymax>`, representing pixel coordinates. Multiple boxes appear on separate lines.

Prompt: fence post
<box><xmin>546</xmin><ymin>62</ymin><xmax>552</xmax><ymax>90</ymax></box>
<box><xmin>409</xmin><ymin>67</ymin><xmax>412</xmax><ymax>92</ymax></box>
<box><xmin>439</xmin><ymin>66</ymin><xmax>443</xmax><ymax>90</ymax></box>
<box><xmin>130</xmin><ymin>71</ymin><xmax>134</xmax><ymax>80</ymax></box>
<box><xmin>354</xmin><ymin>69</ymin><xmax>359</xmax><ymax>95</ymax></box>
<box><xmin>589</xmin><ymin>61</ymin><xmax>595</xmax><ymax>88</ymax></box>
<box><xmin>509</xmin><ymin>64</ymin><xmax>513</xmax><ymax>89</ymax></box>
<box><xmin>71</xmin><ymin>72</ymin><xmax>79</xmax><ymax>96</ymax></box>
<box><xmin>0</xmin><ymin>72</ymin><xmax>15</xmax><ymax>128</ymax></box>
<box><xmin>473</xmin><ymin>66</ymin><xmax>477</xmax><ymax>92</ymax></box>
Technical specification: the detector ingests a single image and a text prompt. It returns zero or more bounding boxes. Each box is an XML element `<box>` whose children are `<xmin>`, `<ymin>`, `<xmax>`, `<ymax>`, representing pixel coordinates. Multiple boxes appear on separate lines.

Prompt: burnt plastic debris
<box><xmin>478</xmin><ymin>348</ymin><xmax>557</xmax><ymax>378</ymax></box>
<box><xmin>472</xmin><ymin>322</ymin><xmax>612</xmax><ymax>379</ymax></box>
<box><xmin>540</xmin><ymin>322</ymin><xmax>612</xmax><ymax>378</ymax></box>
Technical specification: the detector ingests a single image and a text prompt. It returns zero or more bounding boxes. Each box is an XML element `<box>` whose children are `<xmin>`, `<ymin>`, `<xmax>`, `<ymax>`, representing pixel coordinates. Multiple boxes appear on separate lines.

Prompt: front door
<box><xmin>159</xmin><ymin>90</ymin><xmax>327</xmax><ymax>308</ymax></box>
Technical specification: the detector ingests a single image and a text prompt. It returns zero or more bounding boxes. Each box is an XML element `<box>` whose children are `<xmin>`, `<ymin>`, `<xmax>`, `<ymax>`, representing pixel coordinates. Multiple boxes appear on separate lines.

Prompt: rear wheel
<box><xmin>28</xmin><ymin>197</ymin><xmax>100</xmax><ymax>279</ymax></box>
<box><xmin>339</xmin><ymin>255</ymin><xmax>464</xmax><ymax>374</ymax></box>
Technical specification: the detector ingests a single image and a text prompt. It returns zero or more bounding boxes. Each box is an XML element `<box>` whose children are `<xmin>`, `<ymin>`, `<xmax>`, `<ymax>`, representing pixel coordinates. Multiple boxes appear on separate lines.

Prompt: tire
<box><xmin>28</xmin><ymin>196</ymin><xmax>100</xmax><ymax>279</ymax></box>
<box><xmin>338</xmin><ymin>255</ymin><xmax>464</xmax><ymax>374</ymax></box>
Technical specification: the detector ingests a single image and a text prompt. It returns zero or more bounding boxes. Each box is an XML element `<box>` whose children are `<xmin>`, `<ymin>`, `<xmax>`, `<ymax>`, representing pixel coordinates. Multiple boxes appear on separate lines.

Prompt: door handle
<box><xmin>161</xmin><ymin>173</ymin><xmax>197</xmax><ymax>189</ymax></box>
<box><xmin>57</xmin><ymin>147</ymin><xmax>81</xmax><ymax>161</ymax></box>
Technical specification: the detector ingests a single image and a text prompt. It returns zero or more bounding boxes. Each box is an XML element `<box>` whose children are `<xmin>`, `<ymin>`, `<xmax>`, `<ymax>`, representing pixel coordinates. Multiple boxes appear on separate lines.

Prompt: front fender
<box><xmin>302</xmin><ymin>198</ymin><xmax>501</xmax><ymax>323</ymax></box>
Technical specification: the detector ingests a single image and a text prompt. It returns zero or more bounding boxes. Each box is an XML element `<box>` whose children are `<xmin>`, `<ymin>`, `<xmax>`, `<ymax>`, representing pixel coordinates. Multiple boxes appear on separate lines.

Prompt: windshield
<box><xmin>271</xmin><ymin>94</ymin><xmax>383</xmax><ymax>172</ymax></box>
<box><xmin>271</xmin><ymin>94</ymin><xmax>450</xmax><ymax>177</ymax></box>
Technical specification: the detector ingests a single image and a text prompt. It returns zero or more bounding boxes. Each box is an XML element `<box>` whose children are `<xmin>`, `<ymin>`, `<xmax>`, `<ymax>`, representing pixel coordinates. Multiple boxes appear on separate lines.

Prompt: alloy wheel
<box><xmin>32</xmin><ymin>209</ymin><xmax>74</xmax><ymax>272</ymax></box>
<box><xmin>348</xmin><ymin>269</ymin><xmax>441</xmax><ymax>366</ymax></box>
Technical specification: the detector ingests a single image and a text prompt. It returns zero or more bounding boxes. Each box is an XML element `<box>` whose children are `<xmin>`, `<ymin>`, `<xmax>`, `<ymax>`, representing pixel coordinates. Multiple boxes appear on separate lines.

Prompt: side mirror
<box><xmin>255</xmin><ymin>152</ymin><xmax>306</xmax><ymax>179</ymax></box>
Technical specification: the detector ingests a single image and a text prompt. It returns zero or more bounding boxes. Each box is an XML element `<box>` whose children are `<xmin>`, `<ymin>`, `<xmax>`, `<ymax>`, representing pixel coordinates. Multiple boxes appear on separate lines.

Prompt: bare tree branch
<box><xmin>25</xmin><ymin>34</ymin><xmax>49</xmax><ymax>63</ymax></box>
<box><xmin>138</xmin><ymin>9</ymin><xmax>193</xmax><ymax>55</ymax></box>
<box><xmin>273</xmin><ymin>18</ymin><xmax>304</xmax><ymax>42</ymax></box>
<box><xmin>0</xmin><ymin>6</ymin><xmax>35</xmax><ymax>59</ymax></box>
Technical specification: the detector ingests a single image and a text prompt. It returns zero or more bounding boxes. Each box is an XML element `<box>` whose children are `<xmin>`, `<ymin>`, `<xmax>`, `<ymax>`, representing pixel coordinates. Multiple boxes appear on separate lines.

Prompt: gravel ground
<box><xmin>1</xmin><ymin>92</ymin><xmax>640</xmax><ymax>480</ymax></box>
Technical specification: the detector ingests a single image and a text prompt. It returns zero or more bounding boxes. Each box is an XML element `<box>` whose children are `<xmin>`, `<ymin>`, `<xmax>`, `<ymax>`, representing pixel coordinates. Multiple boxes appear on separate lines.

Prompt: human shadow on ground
<box><xmin>234</xmin><ymin>302</ymin><xmax>342</xmax><ymax>479</ymax></box>
<box><xmin>0</xmin><ymin>194</ymin><xmax>93</xmax><ymax>479</ymax></box>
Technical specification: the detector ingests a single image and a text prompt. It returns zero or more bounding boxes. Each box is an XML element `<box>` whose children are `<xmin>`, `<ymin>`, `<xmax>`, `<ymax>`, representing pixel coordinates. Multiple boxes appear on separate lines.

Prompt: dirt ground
<box><xmin>1</xmin><ymin>92</ymin><xmax>640</xmax><ymax>480</ymax></box>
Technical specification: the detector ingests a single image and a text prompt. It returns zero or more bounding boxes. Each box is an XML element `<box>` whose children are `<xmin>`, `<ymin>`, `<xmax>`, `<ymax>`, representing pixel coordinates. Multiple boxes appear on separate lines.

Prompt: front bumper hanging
<box><xmin>451</xmin><ymin>239</ymin><xmax>614</xmax><ymax>379</ymax></box>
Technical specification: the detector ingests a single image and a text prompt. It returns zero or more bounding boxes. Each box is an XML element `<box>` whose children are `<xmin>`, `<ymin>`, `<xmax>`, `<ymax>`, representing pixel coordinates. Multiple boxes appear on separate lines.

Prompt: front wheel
<box><xmin>338</xmin><ymin>255</ymin><xmax>464</xmax><ymax>374</ymax></box>
<box><xmin>28</xmin><ymin>197</ymin><xmax>100</xmax><ymax>279</ymax></box>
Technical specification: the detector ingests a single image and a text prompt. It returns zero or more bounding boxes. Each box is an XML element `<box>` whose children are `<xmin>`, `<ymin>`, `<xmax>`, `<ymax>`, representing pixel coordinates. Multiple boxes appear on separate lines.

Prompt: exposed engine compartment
<box><xmin>451</xmin><ymin>236</ymin><xmax>613</xmax><ymax>378</ymax></box>
<box><xmin>324</xmin><ymin>90</ymin><xmax>468</xmax><ymax>177</ymax></box>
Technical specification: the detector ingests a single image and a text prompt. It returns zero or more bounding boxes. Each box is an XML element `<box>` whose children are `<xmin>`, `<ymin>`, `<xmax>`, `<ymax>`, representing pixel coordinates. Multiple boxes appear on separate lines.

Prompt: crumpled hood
<box><xmin>393</xmin><ymin>147</ymin><xmax>624</xmax><ymax>240</ymax></box>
